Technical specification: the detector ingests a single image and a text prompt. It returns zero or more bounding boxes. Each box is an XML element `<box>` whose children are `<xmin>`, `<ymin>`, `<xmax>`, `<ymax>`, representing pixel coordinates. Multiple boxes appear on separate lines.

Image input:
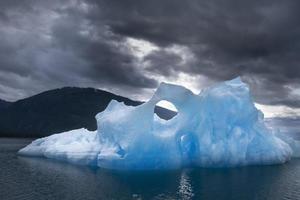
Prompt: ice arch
<box><xmin>19</xmin><ymin>77</ymin><xmax>296</xmax><ymax>170</ymax></box>
<box><xmin>156</xmin><ymin>100</ymin><xmax>178</xmax><ymax>112</ymax></box>
<box><xmin>155</xmin><ymin>100</ymin><xmax>178</xmax><ymax>120</ymax></box>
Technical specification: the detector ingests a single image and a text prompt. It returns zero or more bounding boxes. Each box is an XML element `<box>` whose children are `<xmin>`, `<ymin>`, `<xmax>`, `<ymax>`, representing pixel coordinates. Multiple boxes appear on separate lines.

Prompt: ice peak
<box><xmin>19</xmin><ymin>78</ymin><xmax>295</xmax><ymax>170</ymax></box>
<box><xmin>226</xmin><ymin>76</ymin><xmax>245</xmax><ymax>86</ymax></box>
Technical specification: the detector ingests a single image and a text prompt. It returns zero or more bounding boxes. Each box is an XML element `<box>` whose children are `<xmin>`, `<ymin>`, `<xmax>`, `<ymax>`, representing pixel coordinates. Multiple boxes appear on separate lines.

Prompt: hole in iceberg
<box><xmin>155</xmin><ymin>100</ymin><xmax>178</xmax><ymax>120</ymax></box>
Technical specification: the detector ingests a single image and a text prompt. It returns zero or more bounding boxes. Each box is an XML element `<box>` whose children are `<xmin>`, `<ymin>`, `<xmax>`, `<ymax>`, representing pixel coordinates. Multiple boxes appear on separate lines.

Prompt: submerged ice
<box><xmin>19</xmin><ymin>78</ymin><xmax>297</xmax><ymax>169</ymax></box>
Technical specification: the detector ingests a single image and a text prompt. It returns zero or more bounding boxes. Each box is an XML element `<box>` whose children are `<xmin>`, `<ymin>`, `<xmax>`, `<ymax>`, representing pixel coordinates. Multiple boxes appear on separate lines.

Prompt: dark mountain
<box><xmin>0</xmin><ymin>87</ymin><xmax>176</xmax><ymax>138</ymax></box>
<box><xmin>0</xmin><ymin>99</ymin><xmax>11</xmax><ymax>110</ymax></box>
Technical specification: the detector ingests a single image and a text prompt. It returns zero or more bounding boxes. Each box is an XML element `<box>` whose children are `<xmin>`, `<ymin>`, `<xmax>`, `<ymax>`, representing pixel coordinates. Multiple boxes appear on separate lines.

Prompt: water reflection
<box><xmin>18</xmin><ymin>157</ymin><xmax>181</xmax><ymax>199</ymax></box>
<box><xmin>178</xmin><ymin>170</ymin><xmax>194</xmax><ymax>200</ymax></box>
<box><xmin>17</xmin><ymin>156</ymin><xmax>300</xmax><ymax>200</ymax></box>
<box><xmin>1</xmin><ymin>139</ymin><xmax>300</xmax><ymax>200</ymax></box>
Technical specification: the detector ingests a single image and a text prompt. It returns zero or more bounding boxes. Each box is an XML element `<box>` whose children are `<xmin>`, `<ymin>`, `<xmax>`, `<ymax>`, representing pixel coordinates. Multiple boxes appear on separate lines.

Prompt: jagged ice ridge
<box><xmin>18</xmin><ymin>78</ymin><xmax>298</xmax><ymax>170</ymax></box>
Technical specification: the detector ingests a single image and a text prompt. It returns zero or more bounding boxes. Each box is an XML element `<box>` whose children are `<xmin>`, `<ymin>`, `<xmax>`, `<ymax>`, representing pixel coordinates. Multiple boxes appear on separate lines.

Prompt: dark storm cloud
<box><xmin>144</xmin><ymin>49</ymin><xmax>183</xmax><ymax>76</ymax></box>
<box><xmin>49</xmin><ymin>8</ymin><xmax>157</xmax><ymax>88</ymax></box>
<box><xmin>91</xmin><ymin>0</ymin><xmax>300</xmax><ymax>107</ymax></box>
<box><xmin>0</xmin><ymin>0</ymin><xmax>299</xmax><ymax>111</ymax></box>
<box><xmin>0</xmin><ymin>0</ymin><xmax>157</xmax><ymax>100</ymax></box>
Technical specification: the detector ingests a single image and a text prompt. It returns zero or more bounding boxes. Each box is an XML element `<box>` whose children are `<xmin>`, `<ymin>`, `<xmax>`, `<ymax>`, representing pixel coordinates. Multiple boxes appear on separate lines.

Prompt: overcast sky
<box><xmin>0</xmin><ymin>0</ymin><xmax>299</xmax><ymax>118</ymax></box>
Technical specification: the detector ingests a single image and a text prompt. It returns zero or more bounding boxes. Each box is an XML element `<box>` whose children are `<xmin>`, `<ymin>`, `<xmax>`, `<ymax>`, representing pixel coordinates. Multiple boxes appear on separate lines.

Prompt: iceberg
<box><xmin>19</xmin><ymin>78</ymin><xmax>297</xmax><ymax>170</ymax></box>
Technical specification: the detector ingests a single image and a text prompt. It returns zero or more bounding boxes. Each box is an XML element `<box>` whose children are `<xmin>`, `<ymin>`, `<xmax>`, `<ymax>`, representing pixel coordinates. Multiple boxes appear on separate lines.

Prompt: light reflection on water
<box><xmin>1</xmin><ymin>138</ymin><xmax>300</xmax><ymax>200</ymax></box>
<box><xmin>178</xmin><ymin>170</ymin><xmax>194</xmax><ymax>200</ymax></box>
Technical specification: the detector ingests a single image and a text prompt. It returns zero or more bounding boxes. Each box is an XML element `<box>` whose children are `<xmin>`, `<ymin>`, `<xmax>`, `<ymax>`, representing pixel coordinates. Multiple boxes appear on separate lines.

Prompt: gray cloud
<box><xmin>0</xmin><ymin>0</ymin><xmax>299</xmax><ymax>112</ymax></box>
<box><xmin>0</xmin><ymin>0</ymin><xmax>157</xmax><ymax>100</ymax></box>
<box><xmin>94</xmin><ymin>0</ymin><xmax>300</xmax><ymax>107</ymax></box>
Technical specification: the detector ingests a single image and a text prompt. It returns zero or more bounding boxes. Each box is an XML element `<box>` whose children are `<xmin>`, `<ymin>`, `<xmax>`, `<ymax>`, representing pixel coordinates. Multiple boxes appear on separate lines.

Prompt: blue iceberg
<box><xmin>19</xmin><ymin>78</ymin><xmax>296</xmax><ymax>170</ymax></box>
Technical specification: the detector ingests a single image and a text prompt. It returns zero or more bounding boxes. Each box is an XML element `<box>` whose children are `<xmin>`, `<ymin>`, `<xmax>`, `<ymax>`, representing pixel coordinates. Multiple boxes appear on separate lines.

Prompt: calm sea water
<box><xmin>1</xmin><ymin>138</ymin><xmax>300</xmax><ymax>200</ymax></box>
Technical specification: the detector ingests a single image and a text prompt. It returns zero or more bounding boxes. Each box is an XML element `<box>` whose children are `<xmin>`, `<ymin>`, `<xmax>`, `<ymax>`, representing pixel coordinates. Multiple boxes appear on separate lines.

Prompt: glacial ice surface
<box><xmin>19</xmin><ymin>78</ymin><xmax>297</xmax><ymax>170</ymax></box>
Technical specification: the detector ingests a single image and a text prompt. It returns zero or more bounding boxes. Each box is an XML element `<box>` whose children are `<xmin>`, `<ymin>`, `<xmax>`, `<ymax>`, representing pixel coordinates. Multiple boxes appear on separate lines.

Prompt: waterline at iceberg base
<box><xmin>18</xmin><ymin>78</ymin><xmax>298</xmax><ymax>170</ymax></box>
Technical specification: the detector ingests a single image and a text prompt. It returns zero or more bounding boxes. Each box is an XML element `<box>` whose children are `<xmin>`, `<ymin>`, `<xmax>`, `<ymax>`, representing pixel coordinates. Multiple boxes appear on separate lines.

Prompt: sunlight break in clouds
<box><xmin>125</xmin><ymin>37</ymin><xmax>159</xmax><ymax>58</ymax></box>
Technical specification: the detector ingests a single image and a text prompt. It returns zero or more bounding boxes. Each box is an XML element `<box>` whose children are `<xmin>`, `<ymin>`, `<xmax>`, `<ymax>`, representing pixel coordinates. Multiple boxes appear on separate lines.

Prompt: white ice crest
<box><xmin>19</xmin><ymin>77</ymin><xmax>297</xmax><ymax>170</ymax></box>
